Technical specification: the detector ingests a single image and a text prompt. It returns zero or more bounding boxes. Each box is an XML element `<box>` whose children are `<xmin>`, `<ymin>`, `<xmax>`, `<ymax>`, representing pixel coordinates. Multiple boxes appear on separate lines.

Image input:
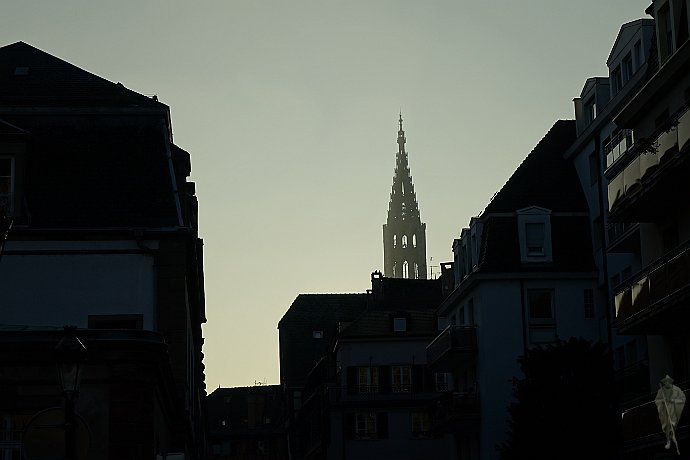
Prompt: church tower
<box><xmin>383</xmin><ymin>114</ymin><xmax>427</xmax><ymax>279</ymax></box>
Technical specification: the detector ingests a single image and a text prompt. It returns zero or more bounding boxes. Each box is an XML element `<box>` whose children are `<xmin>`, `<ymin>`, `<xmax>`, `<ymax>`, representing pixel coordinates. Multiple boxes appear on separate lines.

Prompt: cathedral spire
<box><xmin>382</xmin><ymin>114</ymin><xmax>427</xmax><ymax>279</ymax></box>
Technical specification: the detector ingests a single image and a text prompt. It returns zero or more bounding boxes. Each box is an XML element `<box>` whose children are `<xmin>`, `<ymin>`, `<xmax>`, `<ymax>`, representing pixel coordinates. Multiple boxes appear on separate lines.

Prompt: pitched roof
<box><xmin>0</xmin><ymin>42</ymin><xmax>165</xmax><ymax>109</ymax></box>
<box><xmin>338</xmin><ymin>309</ymin><xmax>437</xmax><ymax>339</ymax></box>
<box><xmin>484</xmin><ymin>120</ymin><xmax>584</xmax><ymax>214</ymax></box>
<box><xmin>278</xmin><ymin>294</ymin><xmax>368</xmax><ymax>386</ymax></box>
<box><xmin>7</xmin><ymin>114</ymin><xmax>180</xmax><ymax>228</ymax></box>
<box><xmin>478</xmin><ymin>215</ymin><xmax>595</xmax><ymax>273</ymax></box>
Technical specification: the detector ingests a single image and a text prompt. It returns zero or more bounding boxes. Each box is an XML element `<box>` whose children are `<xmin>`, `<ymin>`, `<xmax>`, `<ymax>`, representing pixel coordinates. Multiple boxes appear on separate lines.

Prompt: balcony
<box><xmin>426</xmin><ymin>326</ymin><xmax>477</xmax><ymax>371</ymax></box>
<box><xmin>605</xmin><ymin>129</ymin><xmax>635</xmax><ymax>169</ymax></box>
<box><xmin>615</xmin><ymin>241</ymin><xmax>690</xmax><ymax>334</ymax></box>
<box><xmin>607</xmin><ymin>107</ymin><xmax>690</xmax><ymax>222</ymax></box>
<box><xmin>432</xmin><ymin>391</ymin><xmax>480</xmax><ymax>432</ymax></box>
<box><xmin>606</xmin><ymin>222</ymin><xmax>640</xmax><ymax>253</ymax></box>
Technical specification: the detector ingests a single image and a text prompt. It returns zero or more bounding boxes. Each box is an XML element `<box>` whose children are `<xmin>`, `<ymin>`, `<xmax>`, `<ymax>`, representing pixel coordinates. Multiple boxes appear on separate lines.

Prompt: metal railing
<box><xmin>426</xmin><ymin>326</ymin><xmax>477</xmax><ymax>368</ymax></box>
<box><xmin>605</xmin><ymin>129</ymin><xmax>635</xmax><ymax>169</ymax></box>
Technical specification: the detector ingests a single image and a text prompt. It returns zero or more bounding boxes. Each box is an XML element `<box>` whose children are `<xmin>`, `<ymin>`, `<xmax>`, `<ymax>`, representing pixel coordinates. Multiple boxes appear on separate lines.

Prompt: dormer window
<box><xmin>517</xmin><ymin>207</ymin><xmax>553</xmax><ymax>264</ymax></box>
<box><xmin>393</xmin><ymin>317</ymin><xmax>407</xmax><ymax>332</ymax></box>
<box><xmin>611</xmin><ymin>66</ymin><xmax>622</xmax><ymax>95</ymax></box>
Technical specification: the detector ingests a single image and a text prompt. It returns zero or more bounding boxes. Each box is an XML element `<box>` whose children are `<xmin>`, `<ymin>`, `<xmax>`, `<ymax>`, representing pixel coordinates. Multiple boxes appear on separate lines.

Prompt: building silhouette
<box><xmin>0</xmin><ymin>42</ymin><xmax>206</xmax><ymax>459</ymax></box>
<box><xmin>383</xmin><ymin>114</ymin><xmax>427</xmax><ymax>279</ymax></box>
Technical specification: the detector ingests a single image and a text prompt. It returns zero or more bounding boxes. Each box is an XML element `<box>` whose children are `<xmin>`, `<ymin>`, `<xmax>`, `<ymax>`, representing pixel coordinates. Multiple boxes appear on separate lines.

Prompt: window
<box><xmin>355</xmin><ymin>413</ymin><xmax>377</xmax><ymax>439</ymax></box>
<box><xmin>661</xmin><ymin>4</ymin><xmax>674</xmax><ymax>60</ymax></box>
<box><xmin>584</xmin><ymin>97</ymin><xmax>596</xmax><ymax>124</ymax></box>
<box><xmin>358</xmin><ymin>367</ymin><xmax>379</xmax><ymax>393</ymax></box>
<box><xmin>0</xmin><ymin>158</ymin><xmax>13</xmax><ymax>216</ymax></box>
<box><xmin>402</xmin><ymin>261</ymin><xmax>409</xmax><ymax>278</ymax></box>
<box><xmin>312</xmin><ymin>330</ymin><xmax>323</xmax><ymax>339</ymax></box>
<box><xmin>435</xmin><ymin>372</ymin><xmax>450</xmax><ymax>392</ymax></box>
<box><xmin>393</xmin><ymin>235</ymin><xmax>397</xmax><ymax>248</ymax></box>
<box><xmin>634</xmin><ymin>40</ymin><xmax>643</xmax><ymax>70</ymax></box>
<box><xmin>517</xmin><ymin>207</ymin><xmax>552</xmax><ymax>263</ymax></box>
<box><xmin>525</xmin><ymin>223</ymin><xmax>545</xmax><ymax>256</ymax></box>
<box><xmin>402</xmin><ymin>235</ymin><xmax>408</xmax><ymax>248</ymax></box>
<box><xmin>584</xmin><ymin>289</ymin><xmax>595</xmax><ymax>318</ymax></box>
<box><xmin>437</xmin><ymin>316</ymin><xmax>447</xmax><ymax>331</ymax></box>
<box><xmin>391</xmin><ymin>365</ymin><xmax>412</xmax><ymax>393</ymax></box>
<box><xmin>393</xmin><ymin>317</ymin><xmax>407</xmax><ymax>332</ymax></box>
<box><xmin>528</xmin><ymin>290</ymin><xmax>553</xmax><ymax>320</ymax></box>
<box><xmin>611</xmin><ymin>65</ymin><xmax>622</xmax><ymax>94</ymax></box>
<box><xmin>412</xmin><ymin>234</ymin><xmax>417</xmax><ymax>248</ymax></box>
<box><xmin>414</xmin><ymin>263</ymin><xmax>419</xmax><ymax>279</ymax></box>
<box><xmin>622</xmin><ymin>52</ymin><xmax>633</xmax><ymax>83</ymax></box>
<box><xmin>411</xmin><ymin>412</ymin><xmax>431</xmax><ymax>437</ymax></box>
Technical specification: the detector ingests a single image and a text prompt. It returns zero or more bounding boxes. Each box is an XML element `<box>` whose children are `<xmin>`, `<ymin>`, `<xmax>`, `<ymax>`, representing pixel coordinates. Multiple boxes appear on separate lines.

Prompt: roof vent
<box><xmin>14</xmin><ymin>67</ymin><xmax>29</xmax><ymax>76</ymax></box>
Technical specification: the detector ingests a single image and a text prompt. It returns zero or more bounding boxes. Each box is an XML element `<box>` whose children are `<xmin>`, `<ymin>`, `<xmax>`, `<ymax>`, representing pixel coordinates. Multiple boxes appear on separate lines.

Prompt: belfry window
<box><xmin>393</xmin><ymin>235</ymin><xmax>397</xmax><ymax>248</ymax></box>
<box><xmin>402</xmin><ymin>261</ymin><xmax>409</xmax><ymax>278</ymax></box>
<box><xmin>412</xmin><ymin>234</ymin><xmax>417</xmax><ymax>248</ymax></box>
<box><xmin>402</xmin><ymin>235</ymin><xmax>408</xmax><ymax>248</ymax></box>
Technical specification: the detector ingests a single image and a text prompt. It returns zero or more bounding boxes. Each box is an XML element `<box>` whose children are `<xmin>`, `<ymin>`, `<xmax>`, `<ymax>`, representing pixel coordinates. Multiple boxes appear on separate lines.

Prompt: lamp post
<box><xmin>55</xmin><ymin>326</ymin><xmax>87</xmax><ymax>460</ymax></box>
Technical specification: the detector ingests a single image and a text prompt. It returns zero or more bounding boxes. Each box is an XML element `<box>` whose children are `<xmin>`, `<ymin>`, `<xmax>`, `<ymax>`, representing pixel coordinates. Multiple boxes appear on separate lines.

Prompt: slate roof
<box><xmin>478</xmin><ymin>215</ymin><xmax>595</xmax><ymax>273</ymax></box>
<box><xmin>0</xmin><ymin>43</ymin><xmax>185</xmax><ymax>229</ymax></box>
<box><xmin>476</xmin><ymin>120</ymin><xmax>595</xmax><ymax>273</ymax></box>
<box><xmin>278</xmin><ymin>294</ymin><xmax>368</xmax><ymax>386</ymax></box>
<box><xmin>370</xmin><ymin>276</ymin><xmax>442</xmax><ymax>310</ymax></box>
<box><xmin>0</xmin><ymin>42</ymin><xmax>165</xmax><ymax>108</ymax></box>
<box><xmin>484</xmin><ymin>120</ymin><xmax>584</xmax><ymax>213</ymax></box>
<box><xmin>338</xmin><ymin>309</ymin><xmax>437</xmax><ymax>339</ymax></box>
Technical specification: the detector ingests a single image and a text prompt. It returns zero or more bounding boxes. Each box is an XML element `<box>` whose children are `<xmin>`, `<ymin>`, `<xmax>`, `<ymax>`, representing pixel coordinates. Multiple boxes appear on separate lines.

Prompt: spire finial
<box><xmin>399</xmin><ymin>110</ymin><xmax>403</xmax><ymax>131</ymax></box>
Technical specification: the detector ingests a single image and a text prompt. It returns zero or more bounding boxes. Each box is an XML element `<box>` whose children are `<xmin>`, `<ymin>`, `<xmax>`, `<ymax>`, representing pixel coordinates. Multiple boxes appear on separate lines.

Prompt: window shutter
<box><xmin>347</xmin><ymin>367</ymin><xmax>357</xmax><ymax>395</ymax></box>
<box><xmin>377</xmin><ymin>412</ymin><xmax>388</xmax><ymax>439</ymax></box>
<box><xmin>412</xmin><ymin>365</ymin><xmax>424</xmax><ymax>393</ymax></box>
<box><xmin>344</xmin><ymin>413</ymin><xmax>355</xmax><ymax>439</ymax></box>
<box><xmin>378</xmin><ymin>366</ymin><xmax>391</xmax><ymax>394</ymax></box>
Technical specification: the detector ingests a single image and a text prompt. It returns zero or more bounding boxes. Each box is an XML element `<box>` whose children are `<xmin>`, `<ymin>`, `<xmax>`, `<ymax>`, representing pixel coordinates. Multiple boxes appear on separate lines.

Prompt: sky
<box><xmin>2</xmin><ymin>0</ymin><xmax>652</xmax><ymax>389</ymax></box>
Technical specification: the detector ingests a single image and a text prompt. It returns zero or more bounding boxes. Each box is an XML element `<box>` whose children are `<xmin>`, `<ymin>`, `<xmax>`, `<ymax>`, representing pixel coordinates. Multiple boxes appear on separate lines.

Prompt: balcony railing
<box><xmin>605</xmin><ymin>129</ymin><xmax>635</xmax><ymax>169</ymax></box>
<box><xmin>433</xmin><ymin>391</ymin><xmax>480</xmax><ymax>429</ymax></box>
<box><xmin>426</xmin><ymin>326</ymin><xmax>477</xmax><ymax>370</ymax></box>
<box><xmin>621</xmin><ymin>384</ymin><xmax>690</xmax><ymax>448</ymax></box>
<box><xmin>608</xmin><ymin>107</ymin><xmax>690</xmax><ymax>216</ymax></box>
<box><xmin>615</xmin><ymin>241</ymin><xmax>690</xmax><ymax>331</ymax></box>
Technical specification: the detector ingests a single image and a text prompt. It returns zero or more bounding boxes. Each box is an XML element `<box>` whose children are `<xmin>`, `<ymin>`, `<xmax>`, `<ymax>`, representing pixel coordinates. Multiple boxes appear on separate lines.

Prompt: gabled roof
<box><xmin>606</xmin><ymin>19</ymin><xmax>655</xmax><ymax>66</ymax></box>
<box><xmin>483</xmin><ymin>120</ymin><xmax>584</xmax><ymax>213</ymax></box>
<box><xmin>0</xmin><ymin>42</ymin><xmax>165</xmax><ymax>109</ymax></box>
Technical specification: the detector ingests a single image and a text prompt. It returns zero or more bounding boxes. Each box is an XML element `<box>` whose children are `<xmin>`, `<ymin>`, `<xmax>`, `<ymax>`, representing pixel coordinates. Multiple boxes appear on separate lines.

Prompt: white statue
<box><xmin>655</xmin><ymin>374</ymin><xmax>686</xmax><ymax>455</ymax></box>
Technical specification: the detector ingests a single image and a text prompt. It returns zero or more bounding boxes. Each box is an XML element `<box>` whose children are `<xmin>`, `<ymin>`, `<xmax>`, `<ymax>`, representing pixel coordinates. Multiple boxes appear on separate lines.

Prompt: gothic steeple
<box><xmin>383</xmin><ymin>113</ymin><xmax>427</xmax><ymax>279</ymax></box>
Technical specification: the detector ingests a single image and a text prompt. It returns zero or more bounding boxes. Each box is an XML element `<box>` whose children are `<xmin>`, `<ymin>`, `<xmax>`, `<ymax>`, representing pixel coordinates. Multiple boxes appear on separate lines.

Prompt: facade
<box><xmin>427</xmin><ymin>121</ymin><xmax>606</xmax><ymax>460</ymax></box>
<box><xmin>602</xmin><ymin>1</ymin><xmax>690</xmax><ymax>456</ymax></box>
<box><xmin>565</xmin><ymin>19</ymin><xmax>656</xmax><ymax>403</ymax></box>
<box><xmin>383</xmin><ymin>115</ymin><xmax>427</xmax><ymax>279</ymax></box>
<box><xmin>0</xmin><ymin>42</ymin><xmax>206</xmax><ymax>459</ymax></box>
<box><xmin>278</xmin><ymin>273</ymin><xmax>454</xmax><ymax>459</ymax></box>
<box><xmin>206</xmin><ymin>386</ymin><xmax>287</xmax><ymax>460</ymax></box>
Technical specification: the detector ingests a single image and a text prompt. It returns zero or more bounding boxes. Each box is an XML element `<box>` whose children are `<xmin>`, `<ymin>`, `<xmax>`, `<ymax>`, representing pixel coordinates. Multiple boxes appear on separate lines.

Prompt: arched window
<box><xmin>393</xmin><ymin>235</ymin><xmax>397</xmax><ymax>248</ymax></box>
<box><xmin>401</xmin><ymin>181</ymin><xmax>405</xmax><ymax>195</ymax></box>
<box><xmin>392</xmin><ymin>262</ymin><xmax>397</xmax><ymax>277</ymax></box>
<box><xmin>414</xmin><ymin>263</ymin><xmax>419</xmax><ymax>279</ymax></box>
<box><xmin>402</xmin><ymin>261</ymin><xmax>409</xmax><ymax>278</ymax></box>
<box><xmin>412</xmin><ymin>234</ymin><xmax>417</xmax><ymax>248</ymax></box>
<box><xmin>402</xmin><ymin>235</ymin><xmax>408</xmax><ymax>248</ymax></box>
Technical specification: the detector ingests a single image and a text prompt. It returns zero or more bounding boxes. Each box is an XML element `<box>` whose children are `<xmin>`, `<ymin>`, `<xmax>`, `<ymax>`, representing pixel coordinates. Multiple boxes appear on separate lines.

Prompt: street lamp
<box><xmin>55</xmin><ymin>326</ymin><xmax>87</xmax><ymax>460</ymax></box>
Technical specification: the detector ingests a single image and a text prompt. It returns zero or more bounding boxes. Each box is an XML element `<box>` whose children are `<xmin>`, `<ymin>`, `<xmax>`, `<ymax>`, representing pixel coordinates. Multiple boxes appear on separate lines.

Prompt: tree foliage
<box><xmin>500</xmin><ymin>338</ymin><xmax>619</xmax><ymax>460</ymax></box>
